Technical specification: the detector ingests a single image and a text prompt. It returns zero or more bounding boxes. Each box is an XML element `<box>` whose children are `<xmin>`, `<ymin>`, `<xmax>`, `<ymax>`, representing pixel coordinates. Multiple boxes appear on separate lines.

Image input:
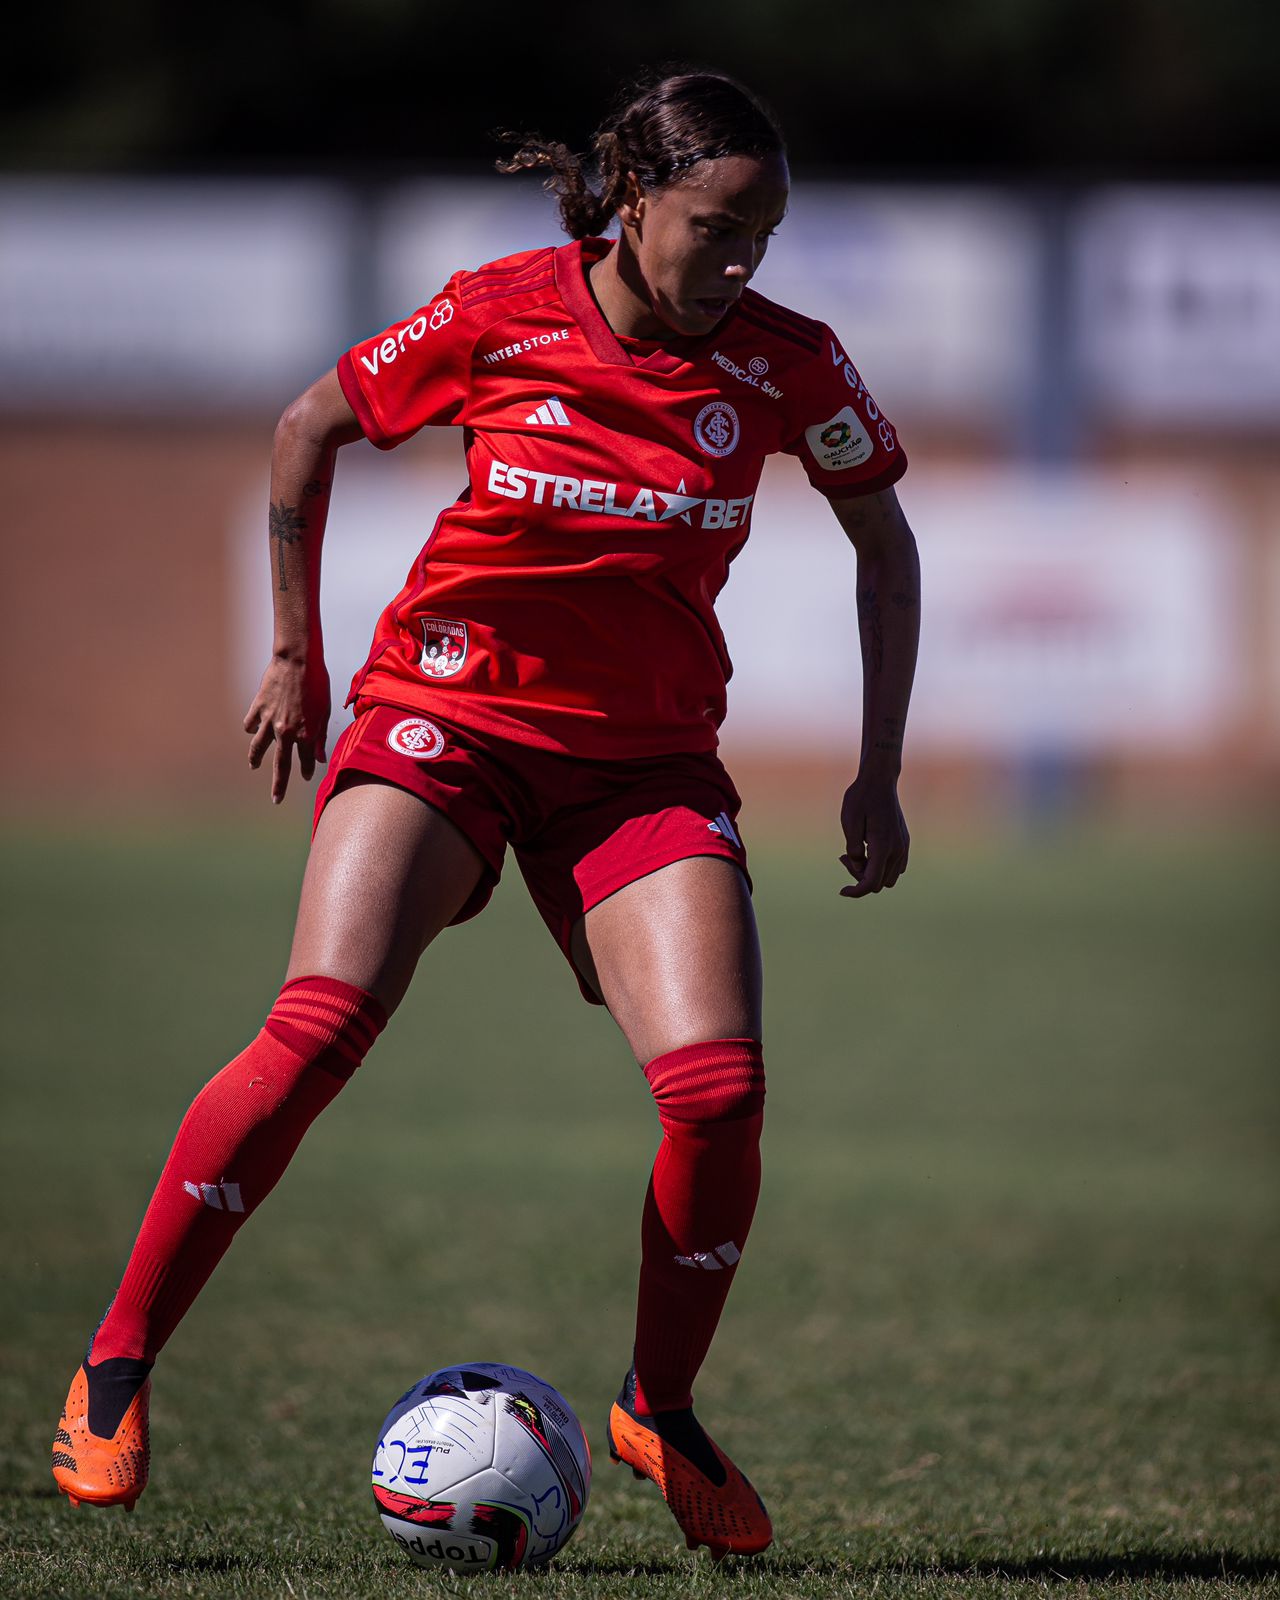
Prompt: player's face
<box><xmin>626</xmin><ymin>152</ymin><xmax>790</xmax><ymax>336</ymax></box>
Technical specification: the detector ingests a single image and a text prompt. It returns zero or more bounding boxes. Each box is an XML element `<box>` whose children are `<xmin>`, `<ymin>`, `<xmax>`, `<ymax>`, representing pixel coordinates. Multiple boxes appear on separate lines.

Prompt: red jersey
<box><xmin>337</xmin><ymin>236</ymin><xmax>907</xmax><ymax>758</ymax></box>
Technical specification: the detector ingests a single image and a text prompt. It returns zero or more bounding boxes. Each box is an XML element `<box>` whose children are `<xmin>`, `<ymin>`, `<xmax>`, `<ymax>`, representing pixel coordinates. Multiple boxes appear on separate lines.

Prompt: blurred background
<box><xmin>2</xmin><ymin>8</ymin><xmax>1277</xmax><ymax>1589</ymax></box>
<box><xmin>2</xmin><ymin>0</ymin><xmax>1278</xmax><ymax>830</ymax></box>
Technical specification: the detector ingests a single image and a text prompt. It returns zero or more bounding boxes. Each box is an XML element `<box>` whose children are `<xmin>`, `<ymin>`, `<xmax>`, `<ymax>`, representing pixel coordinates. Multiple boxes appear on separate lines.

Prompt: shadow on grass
<box><xmin>932</xmin><ymin>1555</ymin><xmax>1280</xmax><ymax>1583</ymax></box>
<box><xmin>569</xmin><ymin>1550</ymin><xmax>1280</xmax><ymax>1582</ymax></box>
<box><xmin>159</xmin><ymin>1554</ymin><xmax>254</xmax><ymax>1576</ymax></box>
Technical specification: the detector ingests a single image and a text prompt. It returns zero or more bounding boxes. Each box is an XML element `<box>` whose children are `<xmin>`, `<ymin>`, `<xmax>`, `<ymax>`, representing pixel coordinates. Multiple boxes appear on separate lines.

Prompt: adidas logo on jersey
<box><xmin>525</xmin><ymin>396</ymin><xmax>571</xmax><ymax>426</ymax></box>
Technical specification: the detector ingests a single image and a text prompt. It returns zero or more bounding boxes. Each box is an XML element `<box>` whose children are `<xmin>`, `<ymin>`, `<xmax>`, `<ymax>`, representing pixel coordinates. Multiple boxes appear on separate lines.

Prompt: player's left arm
<box><xmin>831</xmin><ymin>484</ymin><xmax>921</xmax><ymax>898</ymax></box>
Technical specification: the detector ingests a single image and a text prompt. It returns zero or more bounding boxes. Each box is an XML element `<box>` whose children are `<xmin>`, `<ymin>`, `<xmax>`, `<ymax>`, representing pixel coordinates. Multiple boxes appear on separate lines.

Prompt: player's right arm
<box><xmin>244</xmin><ymin>368</ymin><xmax>363</xmax><ymax>804</ymax></box>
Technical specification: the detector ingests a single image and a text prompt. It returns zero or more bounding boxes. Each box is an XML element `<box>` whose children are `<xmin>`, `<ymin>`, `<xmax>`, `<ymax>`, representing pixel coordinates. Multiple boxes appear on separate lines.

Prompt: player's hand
<box><xmin>243</xmin><ymin>654</ymin><xmax>331</xmax><ymax>805</ymax></box>
<box><xmin>839</xmin><ymin>773</ymin><xmax>909</xmax><ymax>898</ymax></box>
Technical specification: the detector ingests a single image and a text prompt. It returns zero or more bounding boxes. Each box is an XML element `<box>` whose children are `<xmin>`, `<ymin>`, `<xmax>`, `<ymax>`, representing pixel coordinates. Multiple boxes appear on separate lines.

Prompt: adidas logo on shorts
<box><xmin>707</xmin><ymin>811</ymin><xmax>742</xmax><ymax>849</ymax></box>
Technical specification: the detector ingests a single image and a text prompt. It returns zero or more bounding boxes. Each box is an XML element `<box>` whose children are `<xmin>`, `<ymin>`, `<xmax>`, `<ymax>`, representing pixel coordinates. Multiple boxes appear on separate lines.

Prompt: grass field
<box><xmin>1</xmin><ymin>822</ymin><xmax>1277</xmax><ymax>1598</ymax></box>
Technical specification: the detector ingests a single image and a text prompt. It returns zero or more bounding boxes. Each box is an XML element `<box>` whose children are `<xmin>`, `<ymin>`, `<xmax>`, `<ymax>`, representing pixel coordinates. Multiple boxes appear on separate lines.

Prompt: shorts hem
<box><xmin>577</xmin><ymin>842</ymin><xmax>752</xmax><ymax>926</ymax></box>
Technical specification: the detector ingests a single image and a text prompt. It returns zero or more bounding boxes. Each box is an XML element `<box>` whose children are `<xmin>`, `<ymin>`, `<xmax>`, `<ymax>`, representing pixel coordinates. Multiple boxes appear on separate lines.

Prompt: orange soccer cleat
<box><xmin>606</xmin><ymin>1368</ymin><xmax>772</xmax><ymax>1558</ymax></box>
<box><xmin>52</xmin><ymin>1360</ymin><xmax>151</xmax><ymax>1510</ymax></box>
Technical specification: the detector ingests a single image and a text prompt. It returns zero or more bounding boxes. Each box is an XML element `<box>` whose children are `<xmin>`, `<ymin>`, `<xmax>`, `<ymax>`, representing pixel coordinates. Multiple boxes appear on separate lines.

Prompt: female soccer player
<box><xmin>52</xmin><ymin>69</ymin><xmax>920</xmax><ymax>1558</ymax></box>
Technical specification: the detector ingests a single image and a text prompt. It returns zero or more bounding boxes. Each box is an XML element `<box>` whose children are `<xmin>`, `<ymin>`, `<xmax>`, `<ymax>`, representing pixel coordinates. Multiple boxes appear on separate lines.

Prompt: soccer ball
<box><xmin>372</xmin><ymin>1363</ymin><xmax>592</xmax><ymax>1573</ymax></box>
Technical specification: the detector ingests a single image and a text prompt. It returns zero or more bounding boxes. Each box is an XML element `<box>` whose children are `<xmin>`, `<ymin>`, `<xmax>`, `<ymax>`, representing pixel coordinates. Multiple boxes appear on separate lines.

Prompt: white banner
<box><xmin>760</xmin><ymin>186</ymin><xmax>1038</xmax><ymax>423</ymax></box>
<box><xmin>1075</xmin><ymin>188</ymin><xmax>1280</xmax><ymax>425</ymax></box>
<box><xmin>904</xmin><ymin>468</ymin><xmax>1242</xmax><ymax>752</ymax></box>
<box><xmin>374</xmin><ymin>181</ymin><xmax>1038</xmax><ymax>424</ymax></box>
<box><xmin>235</xmin><ymin>456</ymin><xmax>1245</xmax><ymax>759</ymax></box>
<box><xmin>0</xmin><ymin>179</ymin><xmax>351</xmax><ymax>408</ymax></box>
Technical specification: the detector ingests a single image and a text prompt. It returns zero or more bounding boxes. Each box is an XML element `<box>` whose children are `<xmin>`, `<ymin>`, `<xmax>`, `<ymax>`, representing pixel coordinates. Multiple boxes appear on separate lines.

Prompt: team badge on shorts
<box><xmin>419</xmin><ymin>616</ymin><xmax>468</xmax><ymax>678</ymax></box>
<box><xmin>386</xmin><ymin>718</ymin><xmax>446</xmax><ymax>760</ymax></box>
<box><xmin>694</xmin><ymin>400</ymin><xmax>740</xmax><ymax>457</ymax></box>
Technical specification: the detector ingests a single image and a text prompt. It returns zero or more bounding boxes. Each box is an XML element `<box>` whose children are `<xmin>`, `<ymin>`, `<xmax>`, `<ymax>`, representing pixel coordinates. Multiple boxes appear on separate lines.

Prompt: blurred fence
<box><xmin>2</xmin><ymin>178</ymin><xmax>1278</xmax><ymax>822</ymax></box>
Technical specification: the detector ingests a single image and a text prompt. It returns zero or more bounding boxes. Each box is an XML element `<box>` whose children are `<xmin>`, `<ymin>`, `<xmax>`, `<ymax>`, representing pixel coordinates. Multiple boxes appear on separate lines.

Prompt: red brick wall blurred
<box><xmin>2</xmin><ymin>423</ymin><xmax>261</xmax><ymax>813</ymax></box>
<box><xmin>3</xmin><ymin>424</ymin><xmax>1278</xmax><ymax>827</ymax></box>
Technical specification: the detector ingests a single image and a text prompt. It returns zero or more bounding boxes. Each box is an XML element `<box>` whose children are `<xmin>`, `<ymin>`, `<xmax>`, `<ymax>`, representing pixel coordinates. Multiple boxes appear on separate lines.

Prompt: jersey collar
<box><xmin>554</xmin><ymin>237</ymin><xmax>732</xmax><ymax>376</ymax></box>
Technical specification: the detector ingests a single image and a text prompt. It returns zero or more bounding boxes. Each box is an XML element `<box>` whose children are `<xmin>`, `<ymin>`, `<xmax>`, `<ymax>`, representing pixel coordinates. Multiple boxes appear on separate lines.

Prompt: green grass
<box><xmin>1</xmin><ymin>822</ymin><xmax>1277</xmax><ymax>1598</ymax></box>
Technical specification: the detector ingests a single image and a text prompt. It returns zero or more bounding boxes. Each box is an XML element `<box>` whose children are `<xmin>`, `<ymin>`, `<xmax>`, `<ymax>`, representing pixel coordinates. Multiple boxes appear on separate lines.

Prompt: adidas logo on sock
<box><xmin>675</xmin><ymin>1240</ymin><xmax>742</xmax><ymax>1270</ymax></box>
<box><xmin>524</xmin><ymin>396</ymin><xmax>571</xmax><ymax>426</ymax></box>
<box><xmin>183</xmin><ymin>1180</ymin><xmax>244</xmax><ymax>1212</ymax></box>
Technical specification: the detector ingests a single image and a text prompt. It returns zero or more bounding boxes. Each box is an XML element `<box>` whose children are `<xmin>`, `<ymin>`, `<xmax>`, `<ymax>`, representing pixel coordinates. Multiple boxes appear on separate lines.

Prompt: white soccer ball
<box><xmin>372</xmin><ymin>1363</ymin><xmax>592</xmax><ymax>1573</ymax></box>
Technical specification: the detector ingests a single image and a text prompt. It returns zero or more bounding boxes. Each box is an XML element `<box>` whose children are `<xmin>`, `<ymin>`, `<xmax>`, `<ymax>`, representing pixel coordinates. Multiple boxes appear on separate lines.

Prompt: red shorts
<box><xmin>311</xmin><ymin>701</ymin><xmax>750</xmax><ymax>1004</ymax></box>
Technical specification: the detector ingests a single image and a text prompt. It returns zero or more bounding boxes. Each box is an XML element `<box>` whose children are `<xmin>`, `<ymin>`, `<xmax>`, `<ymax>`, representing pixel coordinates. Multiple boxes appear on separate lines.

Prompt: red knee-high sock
<box><xmin>90</xmin><ymin>976</ymin><xmax>387</xmax><ymax>1364</ymax></box>
<box><xmin>632</xmin><ymin>1038</ymin><xmax>765</xmax><ymax>1414</ymax></box>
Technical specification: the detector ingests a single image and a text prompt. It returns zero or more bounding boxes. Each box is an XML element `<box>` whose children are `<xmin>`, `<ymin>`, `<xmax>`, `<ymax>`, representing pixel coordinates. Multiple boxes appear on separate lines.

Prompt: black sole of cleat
<box><xmin>609</xmin><ymin>1450</ymin><xmax>647</xmax><ymax>1481</ymax></box>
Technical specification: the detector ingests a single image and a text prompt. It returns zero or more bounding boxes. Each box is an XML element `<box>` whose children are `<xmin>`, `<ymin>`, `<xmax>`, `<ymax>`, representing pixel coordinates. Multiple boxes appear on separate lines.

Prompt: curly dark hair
<box><xmin>495</xmin><ymin>68</ymin><xmax>786</xmax><ymax>240</ymax></box>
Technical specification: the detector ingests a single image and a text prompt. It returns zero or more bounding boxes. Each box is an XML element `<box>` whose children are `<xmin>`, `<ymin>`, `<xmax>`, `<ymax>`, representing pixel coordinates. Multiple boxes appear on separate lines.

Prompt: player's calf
<box><xmin>53</xmin><ymin>975</ymin><xmax>386</xmax><ymax>1509</ymax></box>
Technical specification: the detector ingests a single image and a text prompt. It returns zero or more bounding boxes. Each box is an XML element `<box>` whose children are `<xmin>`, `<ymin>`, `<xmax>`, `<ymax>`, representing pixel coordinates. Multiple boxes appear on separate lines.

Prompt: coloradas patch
<box><xmin>806</xmin><ymin>405</ymin><xmax>874</xmax><ymax>471</ymax></box>
<box><xmin>420</xmin><ymin>617</ymin><xmax>468</xmax><ymax>678</ymax></box>
<box><xmin>386</xmin><ymin>718</ymin><xmax>446</xmax><ymax>760</ymax></box>
<box><xmin>694</xmin><ymin>400</ymin><xmax>740</xmax><ymax>457</ymax></box>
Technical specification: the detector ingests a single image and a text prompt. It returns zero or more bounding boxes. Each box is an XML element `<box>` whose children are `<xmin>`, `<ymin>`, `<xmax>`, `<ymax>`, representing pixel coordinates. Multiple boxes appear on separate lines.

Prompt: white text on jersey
<box><xmin>483</xmin><ymin>329</ymin><xmax>572</xmax><ymax>364</ymax></box>
<box><xmin>487</xmin><ymin>459</ymin><xmax>753</xmax><ymax>529</ymax></box>
<box><xmin>358</xmin><ymin>299</ymin><xmax>452</xmax><ymax>376</ymax></box>
<box><xmin>828</xmin><ymin>339</ymin><xmax>897</xmax><ymax>452</ymax></box>
<box><xmin>711</xmin><ymin>349</ymin><xmax>784</xmax><ymax>399</ymax></box>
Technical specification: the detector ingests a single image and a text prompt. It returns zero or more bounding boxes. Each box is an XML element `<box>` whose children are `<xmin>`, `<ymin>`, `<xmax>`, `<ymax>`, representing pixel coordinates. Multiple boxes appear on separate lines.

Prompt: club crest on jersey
<box><xmin>386</xmin><ymin>718</ymin><xmax>446</xmax><ymax>761</ymax></box>
<box><xmin>419</xmin><ymin>617</ymin><xmax>467</xmax><ymax>679</ymax></box>
<box><xmin>806</xmin><ymin>405</ymin><xmax>874</xmax><ymax>471</ymax></box>
<box><xmin>693</xmin><ymin>400</ymin><xmax>740</xmax><ymax>457</ymax></box>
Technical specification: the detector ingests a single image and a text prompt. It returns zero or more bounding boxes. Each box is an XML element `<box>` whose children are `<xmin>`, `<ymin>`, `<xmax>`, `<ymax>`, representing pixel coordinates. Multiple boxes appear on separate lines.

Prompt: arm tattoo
<box><xmin>857</xmin><ymin>585</ymin><xmax>883</xmax><ymax>677</ymax></box>
<box><xmin>302</xmin><ymin>479</ymin><xmax>329</xmax><ymax>498</ymax></box>
<box><xmin>269</xmin><ymin>500</ymin><xmax>306</xmax><ymax>592</ymax></box>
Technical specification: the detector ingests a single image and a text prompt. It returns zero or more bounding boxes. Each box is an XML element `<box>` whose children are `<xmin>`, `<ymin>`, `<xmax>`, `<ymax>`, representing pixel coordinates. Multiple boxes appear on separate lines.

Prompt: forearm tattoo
<box><xmin>269</xmin><ymin>500</ymin><xmax>307</xmax><ymax>592</ymax></box>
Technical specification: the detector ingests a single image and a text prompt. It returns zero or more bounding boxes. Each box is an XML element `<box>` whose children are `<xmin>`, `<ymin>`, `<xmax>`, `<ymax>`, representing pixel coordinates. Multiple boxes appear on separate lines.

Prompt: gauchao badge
<box><xmin>805</xmin><ymin>405</ymin><xmax>874</xmax><ymax>471</ymax></box>
<box><xmin>419</xmin><ymin>617</ymin><xmax>468</xmax><ymax>678</ymax></box>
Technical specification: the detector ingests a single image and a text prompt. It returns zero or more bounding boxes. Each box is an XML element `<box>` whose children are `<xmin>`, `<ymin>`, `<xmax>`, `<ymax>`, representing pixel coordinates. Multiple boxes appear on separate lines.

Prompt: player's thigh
<box><xmin>580</xmin><ymin>855</ymin><xmax>763</xmax><ymax>1065</ymax></box>
<box><xmin>286</xmin><ymin>776</ymin><xmax>487</xmax><ymax>1014</ymax></box>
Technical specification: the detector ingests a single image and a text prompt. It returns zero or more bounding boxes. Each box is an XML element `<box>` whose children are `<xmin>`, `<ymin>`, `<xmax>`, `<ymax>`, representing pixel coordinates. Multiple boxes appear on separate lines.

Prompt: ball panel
<box><xmin>374</xmin><ymin>1364</ymin><xmax>590</xmax><ymax>1572</ymax></box>
<box><xmin>491</xmin><ymin>1376</ymin><xmax>591</xmax><ymax>1524</ymax></box>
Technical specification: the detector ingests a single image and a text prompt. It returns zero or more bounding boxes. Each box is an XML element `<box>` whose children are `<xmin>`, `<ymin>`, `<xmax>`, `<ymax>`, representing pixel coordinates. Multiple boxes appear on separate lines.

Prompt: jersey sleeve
<box><xmin>780</xmin><ymin>325</ymin><xmax>907</xmax><ymax>498</ymax></box>
<box><xmin>336</xmin><ymin>273</ymin><xmax>475</xmax><ymax>450</ymax></box>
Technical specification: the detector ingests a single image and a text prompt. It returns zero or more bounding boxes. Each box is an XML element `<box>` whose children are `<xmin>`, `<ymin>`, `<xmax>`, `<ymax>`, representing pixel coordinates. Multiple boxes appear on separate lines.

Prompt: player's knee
<box><xmin>262</xmin><ymin>974</ymin><xmax>388</xmax><ymax>1081</ymax></box>
<box><xmin>643</xmin><ymin>1037</ymin><xmax>765</xmax><ymax>1124</ymax></box>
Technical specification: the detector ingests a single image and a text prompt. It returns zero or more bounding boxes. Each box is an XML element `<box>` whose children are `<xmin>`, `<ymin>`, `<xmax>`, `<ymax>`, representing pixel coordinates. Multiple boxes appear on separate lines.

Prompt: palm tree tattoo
<box><xmin>269</xmin><ymin>500</ymin><xmax>306</xmax><ymax>591</ymax></box>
